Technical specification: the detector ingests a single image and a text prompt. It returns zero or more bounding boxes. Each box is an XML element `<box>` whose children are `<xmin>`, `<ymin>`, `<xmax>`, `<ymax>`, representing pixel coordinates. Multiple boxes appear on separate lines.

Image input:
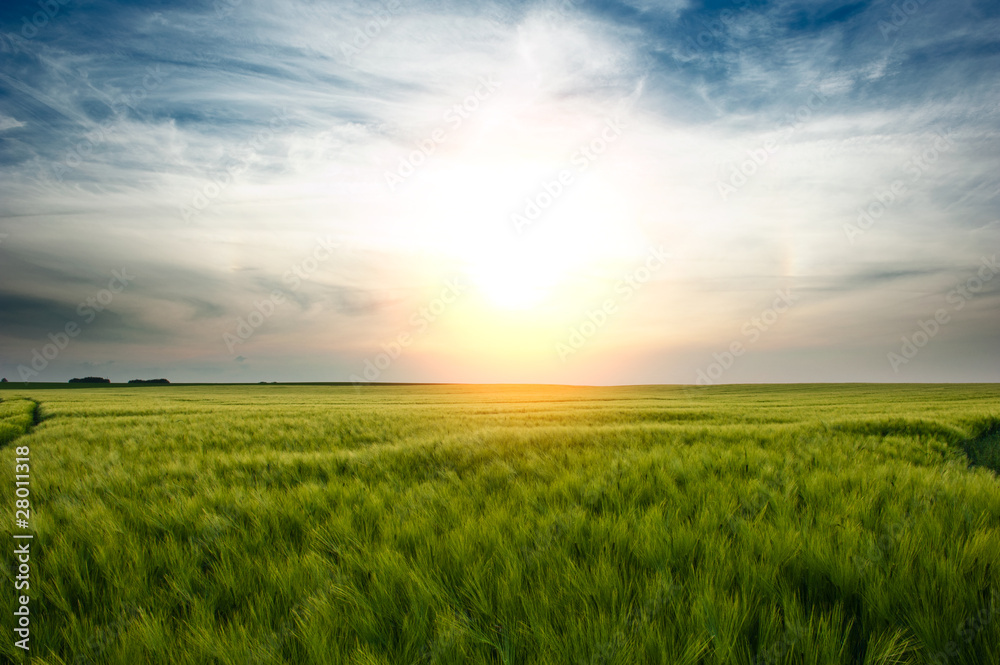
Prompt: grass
<box><xmin>0</xmin><ymin>383</ymin><xmax>998</xmax><ymax>664</ymax></box>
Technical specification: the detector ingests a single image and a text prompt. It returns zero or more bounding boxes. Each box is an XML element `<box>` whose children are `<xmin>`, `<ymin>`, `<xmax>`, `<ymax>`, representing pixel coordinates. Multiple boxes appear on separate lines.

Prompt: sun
<box><xmin>473</xmin><ymin>264</ymin><xmax>552</xmax><ymax>310</ymax></box>
<box><xmin>465</xmin><ymin>235</ymin><xmax>575</xmax><ymax>310</ymax></box>
<box><xmin>409</xmin><ymin>161</ymin><xmax>647</xmax><ymax>315</ymax></box>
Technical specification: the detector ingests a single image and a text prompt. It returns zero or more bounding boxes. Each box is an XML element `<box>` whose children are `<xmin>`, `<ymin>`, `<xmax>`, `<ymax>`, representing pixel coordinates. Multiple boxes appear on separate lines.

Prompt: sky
<box><xmin>0</xmin><ymin>0</ymin><xmax>998</xmax><ymax>385</ymax></box>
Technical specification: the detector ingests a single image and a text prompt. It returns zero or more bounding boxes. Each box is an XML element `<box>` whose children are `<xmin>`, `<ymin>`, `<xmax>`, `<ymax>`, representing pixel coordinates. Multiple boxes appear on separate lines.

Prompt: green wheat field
<box><xmin>1</xmin><ymin>383</ymin><xmax>998</xmax><ymax>665</ymax></box>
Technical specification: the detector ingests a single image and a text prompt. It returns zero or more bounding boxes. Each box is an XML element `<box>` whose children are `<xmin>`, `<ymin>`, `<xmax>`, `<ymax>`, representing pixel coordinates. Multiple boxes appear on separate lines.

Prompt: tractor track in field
<box><xmin>0</xmin><ymin>396</ymin><xmax>45</xmax><ymax>447</ymax></box>
<box><xmin>963</xmin><ymin>420</ymin><xmax>1000</xmax><ymax>475</ymax></box>
<box><xmin>28</xmin><ymin>398</ymin><xmax>42</xmax><ymax>427</ymax></box>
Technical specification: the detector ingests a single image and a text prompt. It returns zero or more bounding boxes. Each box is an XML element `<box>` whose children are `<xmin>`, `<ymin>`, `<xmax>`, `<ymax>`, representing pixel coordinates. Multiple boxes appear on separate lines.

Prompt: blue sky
<box><xmin>0</xmin><ymin>0</ymin><xmax>998</xmax><ymax>384</ymax></box>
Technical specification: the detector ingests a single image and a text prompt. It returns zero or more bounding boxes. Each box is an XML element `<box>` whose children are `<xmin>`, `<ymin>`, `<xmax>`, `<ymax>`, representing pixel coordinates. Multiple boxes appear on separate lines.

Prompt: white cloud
<box><xmin>0</xmin><ymin>115</ymin><xmax>24</xmax><ymax>131</ymax></box>
<box><xmin>621</xmin><ymin>0</ymin><xmax>690</xmax><ymax>17</ymax></box>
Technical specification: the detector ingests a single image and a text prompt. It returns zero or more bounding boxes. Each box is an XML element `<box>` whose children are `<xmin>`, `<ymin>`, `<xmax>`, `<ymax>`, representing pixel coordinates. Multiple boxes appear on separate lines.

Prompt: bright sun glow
<box><xmin>405</xmin><ymin>153</ymin><xmax>648</xmax><ymax>315</ymax></box>
<box><xmin>466</xmin><ymin>240</ymin><xmax>572</xmax><ymax>310</ymax></box>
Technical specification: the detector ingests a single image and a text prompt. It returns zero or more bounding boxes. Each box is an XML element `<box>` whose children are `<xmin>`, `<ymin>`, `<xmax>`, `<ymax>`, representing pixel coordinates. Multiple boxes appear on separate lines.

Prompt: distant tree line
<box><xmin>65</xmin><ymin>377</ymin><xmax>171</xmax><ymax>384</ymax></box>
